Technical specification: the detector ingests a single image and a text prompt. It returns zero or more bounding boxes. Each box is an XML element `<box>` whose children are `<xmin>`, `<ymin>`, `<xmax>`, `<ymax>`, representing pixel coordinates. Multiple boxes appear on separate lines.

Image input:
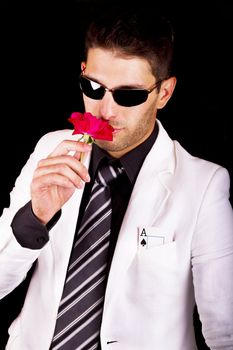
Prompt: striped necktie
<box><xmin>50</xmin><ymin>162</ymin><xmax>124</xmax><ymax>350</ymax></box>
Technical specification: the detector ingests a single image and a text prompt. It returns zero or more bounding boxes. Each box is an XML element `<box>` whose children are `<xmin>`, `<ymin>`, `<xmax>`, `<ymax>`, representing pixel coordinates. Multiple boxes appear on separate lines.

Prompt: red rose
<box><xmin>68</xmin><ymin>112</ymin><xmax>114</xmax><ymax>142</ymax></box>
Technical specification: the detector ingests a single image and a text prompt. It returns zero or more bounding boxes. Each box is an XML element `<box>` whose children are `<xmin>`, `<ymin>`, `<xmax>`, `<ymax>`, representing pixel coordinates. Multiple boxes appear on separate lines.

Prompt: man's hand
<box><xmin>31</xmin><ymin>140</ymin><xmax>92</xmax><ymax>224</ymax></box>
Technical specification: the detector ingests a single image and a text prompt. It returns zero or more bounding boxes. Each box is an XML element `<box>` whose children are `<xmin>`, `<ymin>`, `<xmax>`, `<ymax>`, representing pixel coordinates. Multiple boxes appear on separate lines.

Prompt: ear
<box><xmin>157</xmin><ymin>76</ymin><xmax>177</xmax><ymax>109</ymax></box>
<box><xmin>81</xmin><ymin>62</ymin><xmax>86</xmax><ymax>72</ymax></box>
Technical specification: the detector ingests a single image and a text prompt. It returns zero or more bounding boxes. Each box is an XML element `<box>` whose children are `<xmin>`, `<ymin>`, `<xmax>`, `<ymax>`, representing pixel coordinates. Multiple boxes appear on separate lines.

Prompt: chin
<box><xmin>96</xmin><ymin>139</ymin><xmax>121</xmax><ymax>153</ymax></box>
<box><xmin>96</xmin><ymin>139</ymin><xmax>114</xmax><ymax>149</ymax></box>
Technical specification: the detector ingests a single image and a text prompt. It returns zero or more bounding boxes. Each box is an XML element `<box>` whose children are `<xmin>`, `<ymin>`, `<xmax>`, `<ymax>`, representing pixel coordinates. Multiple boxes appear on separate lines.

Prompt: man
<box><xmin>0</xmin><ymin>7</ymin><xmax>233</xmax><ymax>350</ymax></box>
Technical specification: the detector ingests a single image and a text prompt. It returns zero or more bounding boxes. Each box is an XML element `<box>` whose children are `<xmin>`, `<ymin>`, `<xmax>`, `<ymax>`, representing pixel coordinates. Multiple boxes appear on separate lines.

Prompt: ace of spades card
<box><xmin>139</xmin><ymin>227</ymin><xmax>165</xmax><ymax>249</ymax></box>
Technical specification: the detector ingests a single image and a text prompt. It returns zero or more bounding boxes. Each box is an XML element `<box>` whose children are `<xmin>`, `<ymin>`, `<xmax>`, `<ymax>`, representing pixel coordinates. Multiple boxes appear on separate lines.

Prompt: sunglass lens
<box><xmin>79</xmin><ymin>77</ymin><xmax>105</xmax><ymax>100</ymax></box>
<box><xmin>113</xmin><ymin>89</ymin><xmax>148</xmax><ymax>107</ymax></box>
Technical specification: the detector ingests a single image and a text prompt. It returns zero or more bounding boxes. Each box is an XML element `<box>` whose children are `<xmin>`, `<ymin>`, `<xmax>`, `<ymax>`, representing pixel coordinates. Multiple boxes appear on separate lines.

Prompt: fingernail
<box><xmin>85</xmin><ymin>174</ymin><xmax>91</xmax><ymax>182</ymax></box>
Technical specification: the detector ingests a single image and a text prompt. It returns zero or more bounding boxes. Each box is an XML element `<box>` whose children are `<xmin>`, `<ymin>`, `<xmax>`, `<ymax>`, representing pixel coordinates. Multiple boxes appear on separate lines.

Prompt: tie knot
<box><xmin>96</xmin><ymin>163</ymin><xmax>124</xmax><ymax>187</ymax></box>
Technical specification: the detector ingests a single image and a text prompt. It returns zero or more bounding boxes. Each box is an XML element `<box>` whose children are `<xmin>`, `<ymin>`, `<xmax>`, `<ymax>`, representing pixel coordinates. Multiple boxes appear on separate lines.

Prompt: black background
<box><xmin>0</xmin><ymin>0</ymin><xmax>232</xmax><ymax>348</ymax></box>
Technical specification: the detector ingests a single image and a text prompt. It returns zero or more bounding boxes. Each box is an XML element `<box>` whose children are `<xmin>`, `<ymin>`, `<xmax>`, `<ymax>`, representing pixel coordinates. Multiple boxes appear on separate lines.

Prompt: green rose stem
<box><xmin>78</xmin><ymin>133</ymin><xmax>94</xmax><ymax>164</ymax></box>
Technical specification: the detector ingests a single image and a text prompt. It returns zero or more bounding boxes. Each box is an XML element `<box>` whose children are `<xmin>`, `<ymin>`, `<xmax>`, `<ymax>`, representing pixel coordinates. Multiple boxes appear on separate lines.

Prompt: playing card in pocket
<box><xmin>138</xmin><ymin>226</ymin><xmax>167</xmax><ymax>249</ymax></box>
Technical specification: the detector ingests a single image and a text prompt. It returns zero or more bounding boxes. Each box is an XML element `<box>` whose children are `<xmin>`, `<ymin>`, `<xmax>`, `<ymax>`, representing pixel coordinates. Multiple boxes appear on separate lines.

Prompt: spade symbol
<box><xmin>140</xmin><ymin>238</ymin><xmax>147</xmax><ymax>247</ymax></box>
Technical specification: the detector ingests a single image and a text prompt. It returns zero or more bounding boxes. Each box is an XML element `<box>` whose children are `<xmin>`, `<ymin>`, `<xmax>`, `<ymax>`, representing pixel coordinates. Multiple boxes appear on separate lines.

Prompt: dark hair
<box><xmin>84</xmin><ymin>7</ymin><xmax>175</xmax><ymax>81</ymax></box>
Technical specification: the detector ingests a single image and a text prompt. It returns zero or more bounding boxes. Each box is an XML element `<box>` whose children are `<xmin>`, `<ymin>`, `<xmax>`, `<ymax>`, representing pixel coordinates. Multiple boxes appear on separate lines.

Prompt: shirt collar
<box><xmin>91</xmin><ymin>121</ymin><xmax>158</xmax><ymax>185</ymax></box>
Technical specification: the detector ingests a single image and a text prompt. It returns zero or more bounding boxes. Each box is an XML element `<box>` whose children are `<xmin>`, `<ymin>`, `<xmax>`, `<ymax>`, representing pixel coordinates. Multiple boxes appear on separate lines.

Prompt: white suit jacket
<box><xmin>0</xmin><ymin>120</ymin><xmax>233</xmax><ymax>350</ymax></box>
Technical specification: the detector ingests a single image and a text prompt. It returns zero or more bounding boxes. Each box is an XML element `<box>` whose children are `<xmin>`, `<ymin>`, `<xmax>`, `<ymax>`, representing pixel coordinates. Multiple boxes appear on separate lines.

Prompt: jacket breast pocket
<box><xmin>133</xmin><ymin>241</ymin><xmax>183</xmax><ymax>300</ymax></box>
<box><xmin>138</xmin><ymin>240</ymin><xmax>177</xmax><ymax>265</ymax></box>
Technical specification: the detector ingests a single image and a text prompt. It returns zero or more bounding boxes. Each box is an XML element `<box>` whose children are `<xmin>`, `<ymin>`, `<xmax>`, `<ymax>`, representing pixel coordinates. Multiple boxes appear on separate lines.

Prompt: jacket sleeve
<box><xmin>0</xmin><ymin>129</ymin><xmax>72</xmax><ymax>299</ymax></box>
<box><xmin>191</xmin><ymin>167</ymin><xmax>233</xmax><ymax>349</ymax></box>
<box><xmin>0</xmin><ymin>147</ymin><xmax>44</xmax><ymax>299</ymax></box>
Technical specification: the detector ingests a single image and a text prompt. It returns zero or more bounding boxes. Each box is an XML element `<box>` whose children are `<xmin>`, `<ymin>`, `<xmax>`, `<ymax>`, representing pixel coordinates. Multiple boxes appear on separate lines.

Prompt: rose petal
<box><xmin>68</xmin><ymin>112</ymin><xmax>114</xmax><ymax>141</ymax></box>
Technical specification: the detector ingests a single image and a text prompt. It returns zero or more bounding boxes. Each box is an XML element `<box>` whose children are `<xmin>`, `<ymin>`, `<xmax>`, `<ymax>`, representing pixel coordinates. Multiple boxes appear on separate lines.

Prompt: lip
<box><xmin>112</xmin><ymin>128</ymin><xmax>123</xmax><ymax>135</ymax></box>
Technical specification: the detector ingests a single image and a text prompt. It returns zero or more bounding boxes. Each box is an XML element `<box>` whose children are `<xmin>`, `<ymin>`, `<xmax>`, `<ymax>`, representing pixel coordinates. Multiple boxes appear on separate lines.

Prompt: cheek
<box><xmin>126</xmin><ymin>106</ymin><xmax>147</xmax><ymax>126</ymax></box>
<box><xmin>130</xmin><ymin>104</ymin><xmax>157</xmax><ymax>131</ymax></box>
<box><xmin>83</xmin><ymin>97</ymin><xmax>99</xmax><ymax>114</ymax></box>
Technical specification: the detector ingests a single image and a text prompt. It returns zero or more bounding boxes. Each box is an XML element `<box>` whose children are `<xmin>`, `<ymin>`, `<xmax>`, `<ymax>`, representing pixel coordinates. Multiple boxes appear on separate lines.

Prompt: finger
<box><xmin>48</xmin><ymin>140</ymin><xmax>92</xmax><ymax>157</ymax></box>
<box><xmin>33</xmin><ymin>163</ymin><xmax>88</xmax><ymax>189</ymax></box>
<box><xmin>31</xmin><ymin>173</ymin><xmax>76</xmax><ymax>192</ymax></box>
<box><xmin>37</xmin><ymin>155</ymin><xmax>91</xmax><ymax>183</ymax></box>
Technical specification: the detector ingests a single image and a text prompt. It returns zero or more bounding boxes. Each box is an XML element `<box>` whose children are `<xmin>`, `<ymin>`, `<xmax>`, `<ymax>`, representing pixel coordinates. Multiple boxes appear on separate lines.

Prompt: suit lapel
<box><xmin>104</xmin><ymin>120</ymin><xmax>176</xmax><ymax>308</ymax></box>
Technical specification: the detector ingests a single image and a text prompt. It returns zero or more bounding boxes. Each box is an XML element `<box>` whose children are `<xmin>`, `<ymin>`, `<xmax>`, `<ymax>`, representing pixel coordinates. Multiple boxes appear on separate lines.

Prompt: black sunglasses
<box><xmin>79</xmin><ymin>75</ymin><xmax>163</xmax><ymax>107</ymax></box>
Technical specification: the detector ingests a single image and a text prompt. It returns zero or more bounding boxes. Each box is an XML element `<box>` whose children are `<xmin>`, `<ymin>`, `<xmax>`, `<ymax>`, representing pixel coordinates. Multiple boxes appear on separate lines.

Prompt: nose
<box><xmin>99</xmin><ymin>90</ymin><xmax>118</xmax><ymax>120</ymax></box>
